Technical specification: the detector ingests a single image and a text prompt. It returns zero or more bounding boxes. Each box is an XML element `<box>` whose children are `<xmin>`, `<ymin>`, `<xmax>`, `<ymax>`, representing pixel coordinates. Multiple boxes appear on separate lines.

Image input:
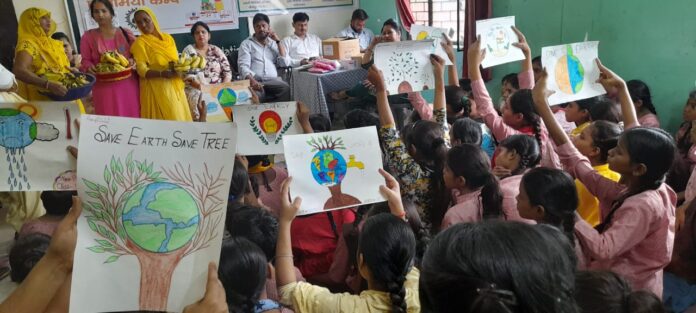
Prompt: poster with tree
<box><xmin>70</xmin><ymin>115</ymin><xmax>237</xmax><ymax>313</ymax></box>
<box><xmin>282</xmin><ymin>127</ymin><xmax>385</xmax><ymax>215</ymax></box>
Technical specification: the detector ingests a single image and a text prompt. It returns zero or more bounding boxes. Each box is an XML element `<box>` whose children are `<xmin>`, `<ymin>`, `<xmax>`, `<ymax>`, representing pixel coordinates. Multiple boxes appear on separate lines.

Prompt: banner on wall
<box><xmin>72</xmin><ymin>0</ymin><xmax>239</xmax><ymax>36</ymax></box>
<box><xmin>237</xmin><ymin>0</ymin><xmax>354</xmax><ymax>16</ymax></box>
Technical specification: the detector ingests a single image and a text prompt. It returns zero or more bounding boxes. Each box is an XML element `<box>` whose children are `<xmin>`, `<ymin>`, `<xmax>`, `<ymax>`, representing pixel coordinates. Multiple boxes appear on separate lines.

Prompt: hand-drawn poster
<box><xmin>201</xmin><ymin>81</ymin><xmax>253</xmax><ymax>122</ymax></box>
<box><xmin>0</xmin><ymin>102</ymin><xmax>80</xmax><ymax>191</ymax></box>
<box><xmin>283</xmin><ymin>127</ymin><xmax>385</xmax><ymax>215</ymax></box>
<box><xmin>409</xmin><ymin>25</ymin><xmax>453</xmax><ymax>66</ymax></box>
<box><xmin>476</xmin><ymin>16</ymin><xmax>526</xmax><ymax>68</ymax></box>
<box><xmin>72</xmin><ymin>0</ymin><xmax>239</xmax><ymax>35</ymax></box>
<box><xmin>233</xmin><ymin>102</ymin><xmax>302</xmax><ymax>155</ymax></box>
<box><xmin>374</xmin><ymin>40</ymin><xmax>438</xmax><ymax>95</ymax></box>
<box><xmin>70</xmin><ymin>115</ymin><xmax>237</xmax><ymax>313</ymax></box>
<box><xmin>541</xmin><ymin>41</ymin><xmax>606</xmax><ymax>105</ymax></box>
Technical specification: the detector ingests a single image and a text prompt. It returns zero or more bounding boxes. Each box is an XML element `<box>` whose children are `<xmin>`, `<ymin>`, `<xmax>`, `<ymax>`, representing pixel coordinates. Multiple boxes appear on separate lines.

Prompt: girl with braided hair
<box><xmin>517</xmin><ymin>167</ymin><xmax>588</xmax><ymax>268</ymax></box>
<box><xmin>493</xmin><ymin>135</ymin><xmax>541</xmax><ymax>223</ymax></box>
<box><xmin>533</xmin><ymin>60</ymin><xmax>676</xmax><ymax>297</ymax></box>
<box><xmin>467</xmin><ymin>27</ymin><xmax>561</xmax><ymax>170</ymax></box>
<box><xmin>275</xmin><ymin>170</ymin><xmax>420</xmax><ymax>312</ymax></box>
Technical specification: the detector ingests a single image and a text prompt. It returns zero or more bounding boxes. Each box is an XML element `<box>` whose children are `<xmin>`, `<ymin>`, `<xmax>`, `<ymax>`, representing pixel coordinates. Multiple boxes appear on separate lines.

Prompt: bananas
<box><xmin>42</xmin><ymin>71</ymin><xmax>89</xmax><ymax>89</ymax></box>
<box><xmin>96</xmin><ymin>51</ymin><xmax>130</xmax><ymax>73</ymax></box>
<box><xmin>173</xmin><ymin>53</ymin><xmax>206</xmax><ymax>73</ymax></box>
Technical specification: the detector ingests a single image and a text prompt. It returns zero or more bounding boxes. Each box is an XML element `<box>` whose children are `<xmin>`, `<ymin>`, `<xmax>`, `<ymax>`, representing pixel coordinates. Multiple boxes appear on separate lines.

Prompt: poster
<box><xmin>238</xmin><ymin>0</ymin><xmax>354</xmax><ymax>16</ymax></box>
<box><xmin>233</xmin><ymin>102</ymin><xmax>302</xmax><ymax>155</ymax></box>
<box><xmin>282</xmin><ymin>127</ymin><xmax>385</xmax><ymax>215</ymax></box>
<box><xmin>374</xmin><ymin>40</ymin><xmax>439</xmax><ymax>94</ymax></box>
<box><xmin>201</xmin><ymin>81</ymin><xmax>253</xmax><ymax>122</ymax></box>
<box><xmin>541</xmin><ymin>41</ymin><xmax>606</xmax><ymax>105</ymax></box>
<box><xmin>476</xmin><ymin>16</ymin><xmax>526</xmax><ymax>68</ymax></box>
<box><xmin>409</xmin><ymin>25</ymin><xmax>453</xmax><ymax>66</ymax></box>
<box><xmin>70</xmin><ymin>115</ymin><xmax>237</xmax><ymax>313</ymax></box>
<box><xmin>72</xmin><ymin>0</ymin><xmax>239</xmax><ymax>36</ymax></box>
<box><xmin>0</xmin><ymin>102</ymin><xmax>80</xmax><ymax>191</ymax></box>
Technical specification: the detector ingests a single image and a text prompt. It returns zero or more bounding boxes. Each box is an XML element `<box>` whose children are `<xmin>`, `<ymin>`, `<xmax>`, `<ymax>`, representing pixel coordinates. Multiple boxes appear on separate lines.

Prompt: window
<box><xmin>409</xmin><ymin>0</ymin><xmax>465</xmax><ymax>46</ymax></box>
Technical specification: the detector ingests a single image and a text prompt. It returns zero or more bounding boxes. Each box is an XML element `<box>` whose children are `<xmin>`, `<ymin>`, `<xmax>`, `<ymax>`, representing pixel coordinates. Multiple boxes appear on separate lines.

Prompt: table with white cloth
<box><xmin>291</xmin><ymin>67</ymin><xmax>368</xmax><ymax>117</ymax></box>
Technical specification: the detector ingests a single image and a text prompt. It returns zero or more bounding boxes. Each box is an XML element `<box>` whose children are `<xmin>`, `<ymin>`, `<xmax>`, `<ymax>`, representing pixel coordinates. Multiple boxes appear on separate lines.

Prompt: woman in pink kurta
<box><xmin>79</xmin><ymin>0</ymin><xmax>139</xmax><ymax>117</ymax></box>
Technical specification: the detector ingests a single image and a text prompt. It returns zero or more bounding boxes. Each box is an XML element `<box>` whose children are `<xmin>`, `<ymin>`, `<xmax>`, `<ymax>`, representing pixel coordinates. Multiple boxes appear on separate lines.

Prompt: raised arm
<box><xmin>441</xmin><ymin>35</ymin><xmax>459</xmax><ymax>87</ymax></box>
<box><xmin>276</xmin><ymin>178</ymin><xmax>301</xmax><ymax>287</ymax></box>
<box><xmin>367</xmin><ymin>65</ymin><xmax>394</xmax><ymax>127</ymax></box>
<box><xmin>595</xmin><ymin>59</ymin><xmax>639</xmax><ymax>129</ymax></box>
<box><xmin>511</xmin><ymin>26</ymin><xmax>534</xmax><ymax>89</ymax></box>
<box><xmin>379</xmin><ymin>169</ymin><xmax>407</xmax><ymax>220</ymax></box>
<box><xmin>432</xmin><ymin>54</ymin><xmax>446</xmax><ymax>114</ymax></box>
<box><xmin>531</xmin><ymin>69</ymin><xmax>570</xmax><ymax>146</ymax></box>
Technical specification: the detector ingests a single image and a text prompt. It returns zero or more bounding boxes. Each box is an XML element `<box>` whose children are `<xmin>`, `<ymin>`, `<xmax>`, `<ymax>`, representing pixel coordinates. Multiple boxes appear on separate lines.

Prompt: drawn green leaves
<box><xmin>387</xmin><ymin>51</ymin><xmax>419</xmax><ymax>84</ymax></box>
<box><xmin>249</xmin><ymin>116</ymin><xmax>270</xmax><ymax>145</ymax></box>
<box><xmin>274</xmin><ymin>117</ymin><xmax>294</xmax><ymax>144</ymax></box>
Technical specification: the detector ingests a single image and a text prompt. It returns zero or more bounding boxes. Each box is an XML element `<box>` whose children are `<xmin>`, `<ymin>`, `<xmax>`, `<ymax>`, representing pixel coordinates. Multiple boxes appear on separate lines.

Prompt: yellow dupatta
<box><xmin>15</xmin><ymin>8</ymin><xmax>70</xmax><ymax>74</ymax></box>
<box><xmin>133</xmin><ymin>7</ymin><xmax>178</xmax><ymax>65</ymax></box>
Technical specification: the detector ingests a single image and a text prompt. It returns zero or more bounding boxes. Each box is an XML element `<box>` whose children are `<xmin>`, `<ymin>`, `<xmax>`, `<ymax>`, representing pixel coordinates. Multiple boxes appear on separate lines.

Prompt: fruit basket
<box><xmin>95</xmin><ymin>67</ymin><xmax>132</xmax><ymax>82</ymax></box>
<box><xmin>40</xmin><ymin>73</ymin><xmax>96</xmax><ymax>101</ymax></box>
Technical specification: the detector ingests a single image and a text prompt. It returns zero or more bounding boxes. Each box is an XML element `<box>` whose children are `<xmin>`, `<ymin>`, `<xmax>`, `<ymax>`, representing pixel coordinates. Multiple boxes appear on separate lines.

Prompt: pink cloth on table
<box><xmin>498</xmin><ymin>174</ymin><xmax>535</xmax><ymax>224</ymax></box>
<box><xmin>442</xmin><ymin>189</ymin><xmax>483</xmax><ymax>228</ymax></box>
<box><xmin>471</xmin><ymin>69</ymin><xmax>561</xmax><ymax>169</ymax></box>
<box><xmin>80</xmin><ymin>29</ymin><xmax>140</xmax><ymax>118</ymax></box>
<box><xmin>638</xmin><ymin>113</ymin><xmax>661</xmax><ymax>128</ymax></box>
<box><xmin>557</xmin><ymin>142</ymin><xmax>675</xmax><ymax>297</ymax></box>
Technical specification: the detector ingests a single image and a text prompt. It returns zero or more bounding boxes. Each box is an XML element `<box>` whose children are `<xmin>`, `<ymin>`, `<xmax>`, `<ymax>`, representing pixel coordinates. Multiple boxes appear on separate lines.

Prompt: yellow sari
<box><xmin>14</xmin><ymin>8</ymin><xmax>70</xmax><ymax>101</ymax></box>
<box><xmin>130</xmin><ymin>7</ymin><xmax>192</xmax><ymax>121</ymax></box>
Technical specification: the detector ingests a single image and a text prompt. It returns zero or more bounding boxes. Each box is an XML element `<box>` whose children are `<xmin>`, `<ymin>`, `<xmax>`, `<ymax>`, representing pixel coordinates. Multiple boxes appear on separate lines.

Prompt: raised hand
<box><xmin>378</xmin><ymin>169</ymin><xmax>405</xmax><ymax>219</ymax></box>
<box><xmin>531</xmin><ymin>68</ymin><xmax>555</xmax><ymax>106</ymax></box>
<box><xmin>467</xmin><ymin>35</ymin><xmax>486</xmax><ymax>73</ymax></box>
<box><xmin>430</xmin><ymin>54</ymin><xmax>446</xmax><ymax>76</ymax></box>
<box><xmin>511</xmin><ymin>26</ymin><xmax>531</xmax><ymax>57</ymax></box>
<box><xmin>366</xmin><ymin>65</ymin><xmax>386</xmax><ymax>93</ymax></box>
<box><xmin>45</xmin><ymin>196</ymin><xmax>82</xmax><ymax>272</ymax></box>
<box><xmin>595</xmin><ymin>58</ymin><xmax>626</xmax><ymax>91</ymax></box>
<box><xmin>182</xmin><ymin>263</ymin><xmax>227</xmax><ymax>313</ymax></box>
<box><xmin>280</xmin><ymin>177</ymin><xmax>301</xmax><ymax>224</ymax></box>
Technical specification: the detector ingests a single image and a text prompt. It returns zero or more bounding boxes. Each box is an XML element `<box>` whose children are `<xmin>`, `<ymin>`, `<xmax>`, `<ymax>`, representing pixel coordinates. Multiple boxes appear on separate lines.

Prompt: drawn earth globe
<box><xmin>0</xmin><ymin>109</ymin><xmax>36</xmax><ymax>149</ymax></box>
<box><xmin>122</xmin><ymin>182</ymin><xmax>199</xmax><ymax>253</ymax></box>
<box><xmin>217</xmin><ymin>88</ymin><xmax>237</xmax><ymax>108</ymax></box>
<box><xmin>310</xmin><ymin>149</ymin><xmax>348</xmax><ymax>187</ymax></box>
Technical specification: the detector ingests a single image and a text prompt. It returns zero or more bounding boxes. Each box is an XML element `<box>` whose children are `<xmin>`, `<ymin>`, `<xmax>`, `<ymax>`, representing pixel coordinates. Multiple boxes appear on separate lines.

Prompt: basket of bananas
<box><xmin>171</xmin><ymin>53</ymin><xmax>207</xmax><ymax>75</ymax></box>
<box><xmin>39</xmin><ymin>71</ymin><xmax>96</xmax><ymax>101</ymax></box>
<box><xmin>94</xmin><ymin>51</ymin><xmax>132</xmax><ymax>82</ymax></box>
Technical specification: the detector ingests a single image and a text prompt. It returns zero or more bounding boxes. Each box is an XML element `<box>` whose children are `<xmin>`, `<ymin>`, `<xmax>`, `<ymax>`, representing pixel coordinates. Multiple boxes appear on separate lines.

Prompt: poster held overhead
<box><xmin>476</xmin><ymin>16</ymin><xmax>526</xmax><ymax>69</ymax></box>
<box><xmin>282</xmin><ymin>127</ymin><xmax>385</xmax><ymax>216</ymax></box>
<box><xmin>541</xmin><ymin>41</ymin><xmax>606</xmax><ymax>105</ymax></box>
<box><xmin>0</xmin><ymin>101</ymin><xmax>80</xmax><ymax>191</ymax></box>
<box><xmin>233</xmin><ymin>102</ymin><xmax>302</xmax><ymax>155</ymax></box>
<box><xmin>374</xmin><ymin>40</ymin><xmax>438</xmax><ymax>94</ymax></box>
<box><xmin>70</xmin><ymin>115</ymin><xmax>237</xmax><ymax>313</ymax></box>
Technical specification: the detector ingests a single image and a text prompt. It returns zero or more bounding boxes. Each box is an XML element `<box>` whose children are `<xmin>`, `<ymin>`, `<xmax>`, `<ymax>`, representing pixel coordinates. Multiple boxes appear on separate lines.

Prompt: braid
<box><xmin>387</xmin><ymin>276</ymin><xmax>408</xmax><ymax>313</ymax></box>
<box><xmin>229</xmin><ymin>294</ymin><xmax>257</xmax><ymax>313</ymax></box>
<box><xmin>561</xmin><ymin>212</ymin><xmax>576</xmax><ymax>247</ymax></box>
<box><xmin>527</xmin><ymin>114</ymin><xmax>544</xmax><ymax>158</ymax></box>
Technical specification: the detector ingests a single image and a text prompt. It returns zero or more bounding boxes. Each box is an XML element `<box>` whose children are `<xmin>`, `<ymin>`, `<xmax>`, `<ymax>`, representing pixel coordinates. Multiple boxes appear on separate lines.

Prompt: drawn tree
<box><xmin>387</xmin><ymin>51</ymin><xmax>421</xmax><ymax>93</ymax></box>
<box><xmin>307</xmin><ymin>135</ymin><xmax>363</xmax><ymax>210</ymax></box>
<box><xmin>81</xmin><ymin>151</ymin><xmax>226</xmax><ymax>311</ymax></box>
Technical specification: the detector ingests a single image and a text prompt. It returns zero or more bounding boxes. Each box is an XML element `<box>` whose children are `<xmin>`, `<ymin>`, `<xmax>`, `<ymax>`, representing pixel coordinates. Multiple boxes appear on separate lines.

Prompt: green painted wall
<box><xmin>359</xmin><ymin>0</ymin><xmax>401</xmax><ymax>35</ymax></box>
<box><xmin>488</xmin><ymin>0</ymin><xmax>696</xmax><ymax>133</ymax></box>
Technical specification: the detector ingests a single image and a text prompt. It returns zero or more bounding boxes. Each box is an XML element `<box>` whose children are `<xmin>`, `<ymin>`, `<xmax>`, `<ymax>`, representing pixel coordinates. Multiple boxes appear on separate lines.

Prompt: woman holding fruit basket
<box><xmin>80</xmin><ymin>0</ymin><xmax>140</xmax><ymax>118</ymax></box>
<box><xmin>12</xmin><ymin>7</ymin><xmax>72</xmax><ymax>101</ymax></box>
<box><xmin>130</xmin><ymin>7</ymin><xmax>192</xmax><ymax>121</ymax></box>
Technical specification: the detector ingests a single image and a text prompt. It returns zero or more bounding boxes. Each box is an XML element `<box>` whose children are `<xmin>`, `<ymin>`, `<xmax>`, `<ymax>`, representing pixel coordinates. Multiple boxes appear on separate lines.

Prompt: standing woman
<box><xmin>181</xmin><ymin>21</ymin><xmax>231</xmax><ymax>120</ymax></box>
<box><xmin>79</xmin><ymin>0</ymin><xmax>140</xmax><ymax>118</ymax></box>
<box><xmin>12</xmin><ymin>8</ymin><xmax>69</xmax><ymax>101</ymax></box>
<box><xmin>130</xmin><ymin>7</ymin><xmax>192</xmax><ymax>121</ymax></box>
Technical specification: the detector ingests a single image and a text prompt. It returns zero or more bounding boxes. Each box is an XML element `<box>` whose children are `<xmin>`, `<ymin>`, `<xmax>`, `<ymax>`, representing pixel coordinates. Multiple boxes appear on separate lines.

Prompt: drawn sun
<box><xmin>124</xmin><ymin>7</ymin><xmax>139</xmax><ymax>30</ymax></box>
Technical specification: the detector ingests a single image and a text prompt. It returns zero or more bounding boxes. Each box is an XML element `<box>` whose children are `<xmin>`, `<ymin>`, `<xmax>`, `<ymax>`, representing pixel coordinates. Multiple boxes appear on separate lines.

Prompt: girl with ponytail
<box><xmin>575</xmin><ymin>271</ymin><xmax>666</xmax><ymax>313</ymax></box>
<box><xmin>367</xmin><ymin>53</ymin><xmax>450</xmax><ymax>232</ymax></box>
<box><xmin>276</xmin><ymin>170</ymin><xmax>421</xmax><ymax>312</ymax></box>
<box><xmin>533</xmin><ymin>60</ymin><xmax>676</xmax><ymax>297</ymax></box>
<box><xmin>441</xmin><ymin>144</ymin><xmax>503</xmax><ymax>228</ymax></box>
<box><xmin>467</xmin><ymin>26</ymin><xmax>561</xmax><ymax>169</ymax></box>
<box><xmin>518</xmin><ymin>167</ymin><xmax>588</xmax><ymax>268</ymax></box>
<box><xmin>492</xmin><ymin>134</ymin><xmax>541</xmax><ymax>223</ymax></box>
<box><xmin>218</xmin><ymin>237</ymin><xmax>285</xmax><ymax>313</ymax></box>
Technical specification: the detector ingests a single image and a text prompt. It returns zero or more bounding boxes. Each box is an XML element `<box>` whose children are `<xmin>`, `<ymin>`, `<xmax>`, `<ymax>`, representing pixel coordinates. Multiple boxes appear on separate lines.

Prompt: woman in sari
<box><xmin>80</xmin><ymin>0</ymin><xmax>140</xmax><ymax>117</ymax></box>
<box><xmin>130</xmin><ymin>7</ymin><xmax>192</xmax><ymax>121</ymax></box>
<box><xmin>12</xmin><ymin>8</ymin><xmax>70</xmax><ymax>101</ymax></box>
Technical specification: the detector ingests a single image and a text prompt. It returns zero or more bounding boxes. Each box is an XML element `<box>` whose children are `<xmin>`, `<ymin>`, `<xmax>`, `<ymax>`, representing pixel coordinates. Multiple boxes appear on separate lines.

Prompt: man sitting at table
<box><xmin>337</xmin><ymin>9</ymin><xmax>374</xmax><ymax>52</ymax></box>
<box><xmin>238</xmin><ymin>13</ymin><xmax>291</xmax><ymax>102</ymax></box>
<box><xmin>280</xmin><ymin>12</ymin><xmax>322</xmax><ymax>68</ymax></box>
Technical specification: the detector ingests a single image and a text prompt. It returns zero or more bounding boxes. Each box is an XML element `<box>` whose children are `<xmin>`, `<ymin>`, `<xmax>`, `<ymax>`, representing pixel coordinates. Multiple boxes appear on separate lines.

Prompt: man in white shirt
<box><xmin>238</xmin><ymin>13</ymin><xmax>291</xmax><ymax>102</ymax></box>
<box><xmin>280</xmin><ymin>12</ymin><xmax>322</xmax><ymax>68</ymax></box>
<box><xmin>336</xmin><ymin>9</ymin><xmax>374</xmax><ymax>52</ymax></box>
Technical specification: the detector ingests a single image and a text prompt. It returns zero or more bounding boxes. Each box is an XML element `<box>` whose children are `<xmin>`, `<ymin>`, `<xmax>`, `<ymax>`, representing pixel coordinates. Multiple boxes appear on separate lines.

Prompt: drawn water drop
<box><xmin>23</xmin><ymin>163</ymin><xmax>26</xmax><ymax>172</ymax></box>
<box><xmin>18</xmin><ymin>182</ymin><xmax>22</xmax><ymax>190</ymax></box>
<box><xmin>5</xmin><ymin>154</ymin><xmax>8</xmax><ymax>162</ymax></box>
<box><xmin>27</xmin><ymin>182</ymin><xmax>30</xmax><ymax>189</ymax></box>
<box><xmin>6</xmin><ymin>177</ymin><xmax>10</xmax><ymax>185</ymax></box>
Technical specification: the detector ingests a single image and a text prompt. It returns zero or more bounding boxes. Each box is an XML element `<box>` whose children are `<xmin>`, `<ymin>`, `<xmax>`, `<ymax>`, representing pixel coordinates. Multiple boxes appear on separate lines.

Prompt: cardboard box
<box><xmin>322</xmin><ymin>37</ymin><xmax>361</xmax><ymax>60</ymax></box>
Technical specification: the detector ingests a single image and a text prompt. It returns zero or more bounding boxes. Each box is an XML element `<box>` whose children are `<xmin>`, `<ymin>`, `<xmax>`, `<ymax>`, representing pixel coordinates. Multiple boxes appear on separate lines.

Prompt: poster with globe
<box><xmin>542</xmin><ymin>41</ymin><xmax>606</xmax><ymax>105</ymax></box>
<box><xmin>476</xmin><ymin>16</ymin><xmax>526</xmax><ymax>69</ymax></box>
<box><xmin>282</xmin><ymin>127</ymin><xmax>385</xmax><ymax>215</ymax></box>
<box><xmin>70</xmin><ymin>115</ymin><xmax>237</xmax><ymax>313</ymax></box>
<box><xmin>200</xmin><ymin>81</ymin><xmax>254</xmax><ymax>123</ymax></box>
<box><xmin>0</xmin><ymin>101</ymin><xmax>80</xmax><ymax>192</ymax></box>
<box><xmin>233</xmin><ymin>102</ymin><xmax>302</xmax><ymax>155</ymax></box>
